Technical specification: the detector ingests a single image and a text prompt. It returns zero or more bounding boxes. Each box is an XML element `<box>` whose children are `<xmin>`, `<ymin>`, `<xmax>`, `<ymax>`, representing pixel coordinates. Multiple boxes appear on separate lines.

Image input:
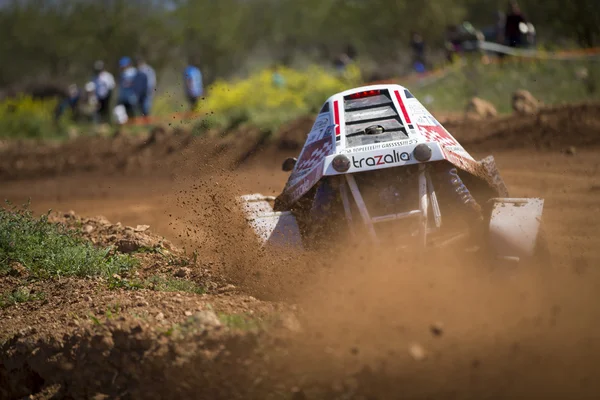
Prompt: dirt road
<box><xmin>1</xmin><ymin>104</ymin><xmax>600</xmax><ymax>399</ymax></box>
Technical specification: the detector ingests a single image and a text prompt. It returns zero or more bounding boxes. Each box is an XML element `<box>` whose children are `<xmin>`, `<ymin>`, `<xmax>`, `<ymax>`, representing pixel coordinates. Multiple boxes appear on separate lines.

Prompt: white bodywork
<box><xmin>239</xmin><ymin>194</ymin><xmax>303</xmax><ymax>249</ymax></box>
<box><xmin>239</xmin><ymin>84</ymin><xmax>545</xmax><ymax>262</ymax></box>
<box><xmin>488</xmin><ymin>198</ymin><xmax>545</xmax><ymax>259</ymax></box>
<box><xmin>278</xmin><ymin>84</ymin><xmax>481</xmax><ymax>207</ymax></box>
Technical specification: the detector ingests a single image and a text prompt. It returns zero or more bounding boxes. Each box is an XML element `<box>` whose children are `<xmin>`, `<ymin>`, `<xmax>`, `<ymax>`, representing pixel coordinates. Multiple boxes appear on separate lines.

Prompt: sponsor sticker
<box><xmin>444</xmin><ymin>145</ymin><xmax>467</xmax><ymax>153</ymax></box>
<box><xmin>340</xmin><ymin>139</ymin><xmax>418</xmax><ymax>154</ymax></box>
<box><xmin>313</xmin><ymin>116</ymin><xmax>329</xmax><ymax>131</ymax></box>
<box><xmin>414</xmin><ymin>114</ymin><xmax>438</xmax><ymax>126</ymax></box>
<box><xmin>306</xmin><ymin>114</ymin><xmax>331</xmax><ymax>144</ymax></box>
<box><xmin>407</xmin><ymin>99</ymin><xmax>438</xmax><ymax>126</ymax></box>
<box><xmin>351</xmin><ymin>149</ymin><xmax>411</xmax><ymax>169</ymax></box>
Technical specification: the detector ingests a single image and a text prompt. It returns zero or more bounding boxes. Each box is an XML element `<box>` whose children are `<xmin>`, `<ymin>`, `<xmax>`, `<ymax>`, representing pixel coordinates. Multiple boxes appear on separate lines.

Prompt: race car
<box><xmin>239</xmin><ymin>84</ymin><xmax>546</xmax><ymax>262</ymax></box>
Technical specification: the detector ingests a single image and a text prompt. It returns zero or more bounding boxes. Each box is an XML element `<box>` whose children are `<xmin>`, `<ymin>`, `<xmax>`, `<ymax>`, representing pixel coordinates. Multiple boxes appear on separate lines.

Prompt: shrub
<box><xmin>194</xmin><ymin>64</ymin><xmax>363</xmax><ymax>131</ymax></box>
<box><xmin>0</xmin><ymin>95</ymin><xmax>65</xmax><ymax>139</ymax></box>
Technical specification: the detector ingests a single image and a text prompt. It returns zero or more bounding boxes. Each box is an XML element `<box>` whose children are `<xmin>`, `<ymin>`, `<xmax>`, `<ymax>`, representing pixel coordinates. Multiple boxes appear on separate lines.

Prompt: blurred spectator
<box><xmin>523</xmin><ymin>22</ymin><xmax>536</xmax><ymax>48</ymax></box>
<box><xmin>184</xmin><ymin>61</ymin><xmax>203</xmax><ymax>111</ymax></box>
<box><xmin>481</xmin><ymin>11</ymin><xmax>508</xmax><ymax>60</ymax></box>
<box><xmin>272</xmin><ymin>65</ymin><xmax>285</xmax><ymax>88</ymax></box>
<box><xmin>346</xmin><ymin>44</ymin><xmax>358</xmax><ymax>61</ymax></box>
<box><xmin>482</xmin><ymin>11</ymin><xmax>506</xmax><ymax>42</ymax></box>
<box><xmin>333</xmin><ymin>53</ymin><xmax>351</xmax><ymax>73</ymax></box>
<box><xmin>116</xmin><ymin>56</ymin><xmax>138</xmax><ymax>119</ymax></box>
<box><xmin>444</xmin><ymin>22</ymin><xmax>484</xmax><ymax>63</ymax></box>
<box><xmin>494</xmin><ymin>11</ymin><xmax>506</xmax><ymax>43</ymax></box>
<box><xmin>54</xmin><ymin>84</ymin><xmax>80</xmax><ymax>122</ymax></box>
<box><xmin>460</xmin><ymin>22</ymin><xmax>484</xmax><ymax>51</ymax></box>
<box><xmin>131</xmin><ymin>66</ymin><xmax>148</xmax><ymax>119</ymax></box>
<box><xmin>134</xmin><ymin>55</ymin><xmax>156</xmax><ymax>117</ymax></box>
<box><xmin>504</xmin><ymin>1</ymin><xmax>527</xmax><ymax>48</ymax></box>
<box><xmin>134</xmin><ymin>76</ymin><xmax>148</xmax><ymax>120</ymax></box>
<box><xmin>92</xmin><ymin>60</ymin><xmax>115</xmax><ymax>123</ymax></box>
<box><xmin>410</xmin><ymin>31</ymin><xmax>426</xmax><ymax>73</ymax></box>
<box><xmin>445</xmin><ymin>25</ymin><xmax>461</xmax><ymax>63</ymax></box>
<box><xmin>83</xmin><ymin>81</ymin><xmax>98</xmax><ymax>118</ymax></box>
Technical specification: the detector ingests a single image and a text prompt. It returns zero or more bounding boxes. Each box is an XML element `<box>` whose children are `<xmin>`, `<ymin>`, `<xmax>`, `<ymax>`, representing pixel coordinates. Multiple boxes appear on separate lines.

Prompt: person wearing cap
<box><xmin>116</xmin><ymin>56</ymin><xmax>138</xmax><ymax>119</ymax></box>
<box><xmin>134</xmin><ymin>56</ymin><xmax>156</xmax><ymax>117</ymax></box>
<box><xmin>184</xmin><ymin>58</ymin><xmax>203</xmax><ymax>111</ymax></box>
<box><xmin>92</xmin><ymin>60</ymin><xmax>115</xmax><ymax>123</ymax></box>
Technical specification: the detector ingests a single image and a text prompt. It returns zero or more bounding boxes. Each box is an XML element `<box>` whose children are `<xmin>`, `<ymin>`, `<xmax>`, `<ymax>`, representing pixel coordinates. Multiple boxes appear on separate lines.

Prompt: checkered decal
<box><xmin>283</xmin><ymin>136</ymin><xmax>335</xmax><ymax>200</ymax></box>
<box><xmin>443</xmin><ymin>148</ymin><xmax>479</xmax><ymax>174</ymax></box>
<box><xmin>418</xmin><ymin>124</ymin><xmax>460</xmax><ymax>147</ymax></box>
<box><xmin>418</xmin><ymin>123</ymin><xmax>478</xmax><ymax>173</ymax></box>
<box><xmin>294</xmin><ymin>139</ymin><xmax>335</xmax><ymax>173</ymax></box>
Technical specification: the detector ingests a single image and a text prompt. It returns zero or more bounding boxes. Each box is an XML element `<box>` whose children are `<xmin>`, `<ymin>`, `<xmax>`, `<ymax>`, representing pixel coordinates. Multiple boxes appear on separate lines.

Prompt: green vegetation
<box><xmin>105</xmin><ymin>303</ymin><xmax>123</xmax><ymax>319</ymax></box>
<box><xmin>0</xmin><ymin>204</ymin><xmax>137</xmax><ymax>279</ymax></box>
<box><xmin>412</xmin><ymin>58</ymin><xmax>600</xmax><ymax>114</ymax></box>
<box><xmin>146</xmin><ymin>275</ymin><xmax>205</xmax><ymax>295</ymax></box>
<box><xmin>190</xmin><ymin>64</ymin><xmax>362</xmax><ymax>132</ymax></box>
<box><xmin>106</xmin><ymin>275</ymin><xmax>146</xmax><ymax>291</ymax></box>
<box><xmin>218</xmin><ymin>313</ymin><xmax>263</xmax><ymax>331</ymax></box>
<box><xmin>0</xmin><ymin>95</ymin><xmax>67</xmax><ymax>139</ymax></box>
<box><xmin>0</xmin><ymin>204</ymin><xmax>205</xmax><ymax>297</ymax></box>
<box><xmin>153</xmin><ymin>312</ymin><xmax>264</xmax><ymax>339</ymax></box>
<box><xmin>0</xmin><ymin>286</ymin><xmax>45</xmax><ymax>308</ymax></box>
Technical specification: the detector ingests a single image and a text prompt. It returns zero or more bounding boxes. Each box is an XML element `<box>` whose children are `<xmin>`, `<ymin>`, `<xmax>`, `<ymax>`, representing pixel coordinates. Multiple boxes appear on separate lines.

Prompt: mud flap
<box><xmin>488</xmin><ymin>198</ymin><xmax>544</xmax><ymax>261</ymax></box>
<box><xmin>239</xmin><ymin>194</ymin><xmax>304</xmax><ymax>249</ymax></box>
<box><xmin>479</xmin><ymin>155</ymin><xmax>510</xmax><ymax>197</ymax></box>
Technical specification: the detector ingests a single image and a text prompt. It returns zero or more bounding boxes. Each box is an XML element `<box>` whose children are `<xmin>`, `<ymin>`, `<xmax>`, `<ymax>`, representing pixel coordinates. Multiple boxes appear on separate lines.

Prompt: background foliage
<box><xmin>1</xmin><ymin>0</ymin><xmax>599</xmax><ymax>90</ymax></box>
<box><xmin>196</xmin><ymin>64</ymin><xmax>362</xmax><ymax>130</ymax></box>
<box><xmin>0</xmin><ymin>95</ymin><xmax>64</xmax><ymax>139</ymax></box>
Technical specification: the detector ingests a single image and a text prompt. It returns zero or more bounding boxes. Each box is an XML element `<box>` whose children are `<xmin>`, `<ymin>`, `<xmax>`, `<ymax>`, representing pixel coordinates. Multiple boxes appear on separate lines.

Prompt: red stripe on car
<box><xmin>394</xmin><ymin>90</ymin><xmax>412</xmax><ymax>125</ymax></box>
<box><xmin>333</xmin><ymin>100</ymin><xmax>341</xmax><ymax>136</ymax></box>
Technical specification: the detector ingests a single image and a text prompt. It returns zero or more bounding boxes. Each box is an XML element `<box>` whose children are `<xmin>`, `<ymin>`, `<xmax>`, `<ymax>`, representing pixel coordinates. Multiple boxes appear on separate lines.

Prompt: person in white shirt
<box><xmin>92</xmin><ymin>60</ymin><xmax>115</xmax><ymax>123</ymax></box>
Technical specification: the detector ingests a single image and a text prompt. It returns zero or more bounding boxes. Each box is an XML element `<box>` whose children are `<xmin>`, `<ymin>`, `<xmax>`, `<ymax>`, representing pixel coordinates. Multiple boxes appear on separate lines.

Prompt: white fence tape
<box><xmin>478</xmin><ymin>41</ymin><xmax>600</xmax><ymax>60</ymax></box>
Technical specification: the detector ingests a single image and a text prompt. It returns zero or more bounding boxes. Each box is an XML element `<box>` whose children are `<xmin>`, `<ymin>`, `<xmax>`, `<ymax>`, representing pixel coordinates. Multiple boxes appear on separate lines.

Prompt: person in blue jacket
<box><xmin>116</xmin><ymin>56</ymin><xmax>139</xmax><ymax>118</ymax></box>
<box><xmin>184</xmin><ymin>61</ymin><xmax>203</xmax><ymax>111</ymax></box>
<box><xmin>134</xmin><ymin>55</ymin><xmax>156</xmax><ymax>117</ymax></box>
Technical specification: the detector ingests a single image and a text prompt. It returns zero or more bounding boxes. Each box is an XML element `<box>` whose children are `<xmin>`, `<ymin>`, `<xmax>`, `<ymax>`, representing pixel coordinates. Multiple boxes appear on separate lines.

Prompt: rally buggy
<box><xmin>239</xmin><ymin>84</ymin><xmax>545</xmax><ymax>262</ymax></box>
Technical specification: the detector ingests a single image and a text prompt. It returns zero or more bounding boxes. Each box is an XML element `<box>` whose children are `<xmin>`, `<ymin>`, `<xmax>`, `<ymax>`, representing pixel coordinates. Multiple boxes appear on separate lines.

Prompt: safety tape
<box><xmin>478</xmin><ymin>41</ymin><xmax>600</xmax><ymax>59</ymax></box>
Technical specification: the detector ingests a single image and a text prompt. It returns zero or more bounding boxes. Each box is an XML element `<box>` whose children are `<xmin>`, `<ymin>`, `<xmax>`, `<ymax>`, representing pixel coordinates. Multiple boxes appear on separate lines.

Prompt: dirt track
<box><xmin>1</xmin><ymin>103</ymin><xmax>600</xmax><ymax>399</ymax></box>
